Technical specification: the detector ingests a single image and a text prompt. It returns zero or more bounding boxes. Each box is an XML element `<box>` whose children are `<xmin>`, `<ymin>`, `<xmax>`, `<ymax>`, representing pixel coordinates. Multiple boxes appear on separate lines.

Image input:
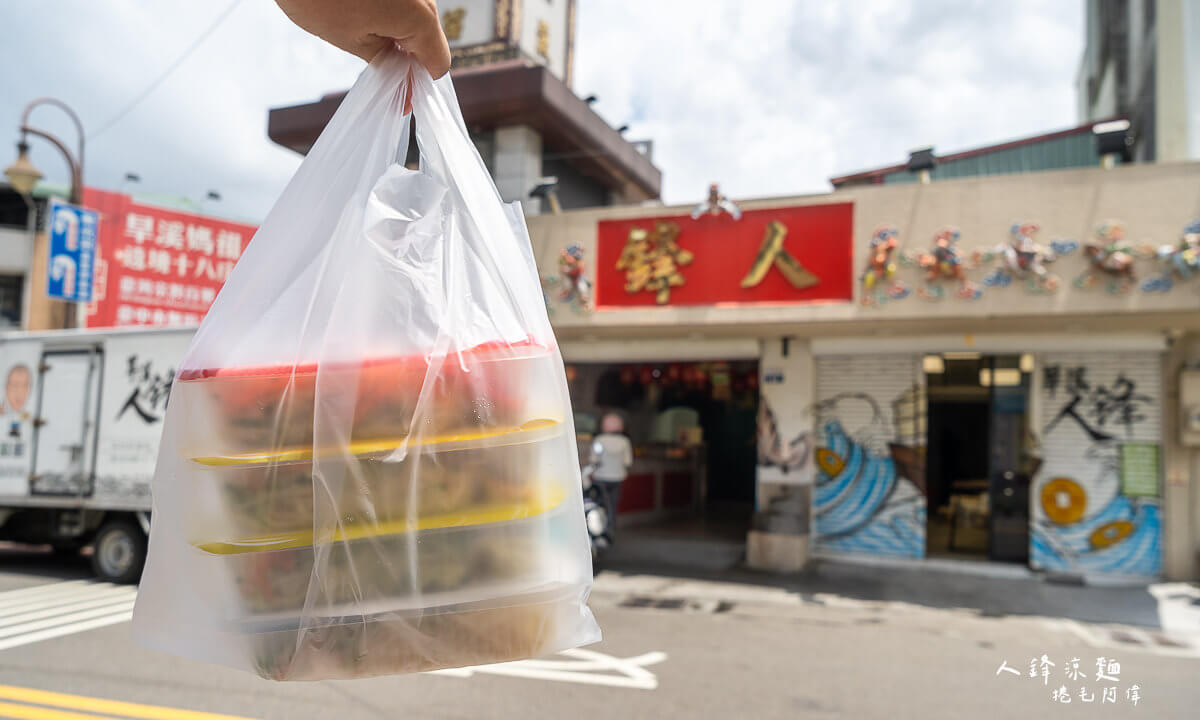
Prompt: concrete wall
<box><xmin>443</xmin><ymin>0</ymin><xmax>497</xmax><ymax>47</ymax></box>
<box><xmin>492</xmin><ymin>125</ymin><xmax>543</xmax><ymax>213</ymax></box>
<box><xmin>518</xmin><ymin>0</ymin><xmax>570</xmax><ymax>80</ymax></box>
<box><xmin>1156</xmin><ymin>0</ymin><xmax>1200</xmax><ymax>161</ymax></box>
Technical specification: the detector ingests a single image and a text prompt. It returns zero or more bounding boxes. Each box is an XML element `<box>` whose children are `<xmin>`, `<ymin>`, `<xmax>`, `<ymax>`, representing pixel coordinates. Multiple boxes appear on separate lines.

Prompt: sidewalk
<box><xmin>592</xmin><ymin>551</ymin><xmax>1200</xmax><ymax>635</ymax></box>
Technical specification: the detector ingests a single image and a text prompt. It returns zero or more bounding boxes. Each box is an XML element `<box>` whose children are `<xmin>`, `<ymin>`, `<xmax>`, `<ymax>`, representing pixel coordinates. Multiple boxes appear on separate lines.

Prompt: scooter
<box><xmin>581</xmin><ymin>442</ymin><xmax>612</xmax><ymax>569</ymax></box>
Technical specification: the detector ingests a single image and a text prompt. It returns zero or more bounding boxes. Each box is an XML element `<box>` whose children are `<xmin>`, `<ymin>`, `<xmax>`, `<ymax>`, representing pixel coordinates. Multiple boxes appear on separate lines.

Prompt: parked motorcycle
<box><xmin>581</xmin><ymin>441</ymin><xmax>612</xmax><ymax>569</ymax></box>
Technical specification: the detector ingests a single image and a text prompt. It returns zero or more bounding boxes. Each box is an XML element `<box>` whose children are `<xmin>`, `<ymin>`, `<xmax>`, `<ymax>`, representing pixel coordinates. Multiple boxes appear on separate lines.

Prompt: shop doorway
<box><xmin>924</xmin><ymin>353</ymin><xmax>1034</xmax><ymax>562</ymax></box>
<box><xmin>567</xmin><ymin>360</ymin><xmax>759</xmax><ymax>546</ymax></box>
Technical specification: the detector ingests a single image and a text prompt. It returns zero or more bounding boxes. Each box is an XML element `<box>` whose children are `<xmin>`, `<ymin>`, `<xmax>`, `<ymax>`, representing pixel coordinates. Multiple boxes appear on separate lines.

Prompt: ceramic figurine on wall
<box><xmin>859</xmin><ymin>226</ymin><xmax>909</xmax><ymax>306</ymax></box>
<box><xmin>907</xmin><ymin>227</ymin><xmax>981</xmax><ymax>300</ymax></box>
<box><xmin>1141</xmin><ymin>219</ymin><xmax>1200</xmax><ymax>293</ymax></box>
<box><xmin>541</xmin><ymin>243</ymin><xmax>592</xmax><ymax>314</ymax></box>
<box><xmin>690</xmin><ymin>183</ymin><xmax>742</xmax><ymax>220</ymax></box>
<box><xmin>980</xmin><ymin>222</ymin><xmax>1077</xmax><ymax>293</ymax></box>
<box><xmin>557</xmin><ymin>244</ymin><xmax>593</xmax><ymax>310</ymax></box>
<box><xmin>1075</xmin><ymin>220</ymin><xmax>1137</xmax><ymax>294</ymax></box>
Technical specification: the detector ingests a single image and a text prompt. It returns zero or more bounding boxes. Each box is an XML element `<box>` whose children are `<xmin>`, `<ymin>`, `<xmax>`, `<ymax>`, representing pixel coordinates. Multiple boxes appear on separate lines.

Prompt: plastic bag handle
<box><xmin>403</xmin><ymin>54</ymin><xmax>546</xmax><ymax>339</ymax></box>
<box><xmin>409</xmin><ymin>63</ymin><xmax>516</xmax><ymax>246</ymax></box>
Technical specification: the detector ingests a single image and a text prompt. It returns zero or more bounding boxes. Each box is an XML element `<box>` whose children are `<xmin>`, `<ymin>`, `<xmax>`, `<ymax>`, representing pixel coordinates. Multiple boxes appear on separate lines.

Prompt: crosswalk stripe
<box><xmin>0</xmin><ymin>610</ymin><xmax>133</xmax><ymax>652</ymax></box>
<box><xmin>0</xmin><ymin>685</ymin><xmax>259</xmax><ymax>720</ymax></box>
<box><xmin>0</xmin><ymin>582</ymin><xmax>141</xmax><ymax>652</ymax></box>
<box><xmin>0</xmin><ymin>580</ymin><xmax>89</xmax><ymax>602</ymax></box>
<box><xmin>0</xmin><ymin>585</ymin><xmax>135</xmax><ymax>619</ymax></box>
<box><xmin>0</xmin><ymin>595</ymin><xmax>138</xmax><ymax>630</ymax></box>
<box><xmin>0</xmin><ymin>600</ymin><xmax>137</xmax><ymax>640</ymax></box>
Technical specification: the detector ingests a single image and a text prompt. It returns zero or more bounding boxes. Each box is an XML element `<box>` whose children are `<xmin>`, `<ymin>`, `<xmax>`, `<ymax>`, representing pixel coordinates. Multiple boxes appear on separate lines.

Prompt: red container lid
<box><xmin>177</xmin><ymin>336</ymin><xmax>550</xmax><ymax>382</ymax></box>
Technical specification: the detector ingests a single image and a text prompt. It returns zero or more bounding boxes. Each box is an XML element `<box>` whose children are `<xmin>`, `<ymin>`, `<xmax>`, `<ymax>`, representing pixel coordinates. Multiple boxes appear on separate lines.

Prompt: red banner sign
<box><xmin>82</xmin><ymin>188</ymin><xmax>256</xmax><ymax>328</ymax></box>
<box><xmin>595</xmin><ymin>203</ymin><xmax>853</xmax><ymax>307</ymax></box>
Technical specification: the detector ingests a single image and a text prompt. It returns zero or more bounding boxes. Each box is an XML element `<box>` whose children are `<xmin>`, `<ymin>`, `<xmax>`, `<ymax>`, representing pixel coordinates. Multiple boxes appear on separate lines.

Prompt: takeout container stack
<box><xmin>171</xmin><ymin>342</ymin><xmax>587</xmax><ymax>680</ymax></box>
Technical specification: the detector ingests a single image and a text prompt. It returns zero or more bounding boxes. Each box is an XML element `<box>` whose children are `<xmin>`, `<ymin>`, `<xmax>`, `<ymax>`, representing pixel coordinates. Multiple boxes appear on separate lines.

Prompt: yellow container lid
<box><xmin>193</xmin><ymin>481</ymin><xmax>567</xmax><ymax>555</ymax></box>
<box><xmin>189</xmin><ymin>418</ymin><xmax>562</xmax><ymax>468</ymax></box>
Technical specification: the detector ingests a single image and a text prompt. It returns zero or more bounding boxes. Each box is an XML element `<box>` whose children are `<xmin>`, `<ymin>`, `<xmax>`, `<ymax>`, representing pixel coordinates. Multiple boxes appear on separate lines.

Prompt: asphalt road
<box><xmin>1</xmin><ymin>547</ymin><xmax>1198</xmax><ymax>719</ymax></box>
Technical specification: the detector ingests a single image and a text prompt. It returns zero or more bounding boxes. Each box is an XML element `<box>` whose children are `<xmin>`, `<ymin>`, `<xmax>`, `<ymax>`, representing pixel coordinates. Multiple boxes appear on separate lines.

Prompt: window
<box><xmin>0</xmin><ymin>275</ymin><xmax>23</xmax><ymax>327</ymax></box>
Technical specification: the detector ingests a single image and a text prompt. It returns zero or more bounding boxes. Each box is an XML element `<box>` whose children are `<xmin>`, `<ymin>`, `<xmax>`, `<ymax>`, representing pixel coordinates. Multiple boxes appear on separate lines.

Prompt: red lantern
<box><xmin>564</xmin><ymin>365</ymin><xmax>578</xmax><ymax>383</ymax></box>
<box><xmin>639</xmin><ymin>365</ymin><xmax>654</xmax><ymax>385</ymax></box>
<box><xmin>667</xmin><ymin>363</ymin><xmax>682</xmax><ymax>382</ymax></box>
<box><xmin>619</xmin><ymin>365</ymin><xmax>635</xmax><ymax>384</ymax></box>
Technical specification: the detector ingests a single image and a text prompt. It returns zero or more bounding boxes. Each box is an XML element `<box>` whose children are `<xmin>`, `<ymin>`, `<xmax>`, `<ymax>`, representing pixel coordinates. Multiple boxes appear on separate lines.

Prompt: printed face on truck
<box><xmin>5</xmin><ymin>365</ymin><xmax>31</xmax><ymax>414</ymax></box>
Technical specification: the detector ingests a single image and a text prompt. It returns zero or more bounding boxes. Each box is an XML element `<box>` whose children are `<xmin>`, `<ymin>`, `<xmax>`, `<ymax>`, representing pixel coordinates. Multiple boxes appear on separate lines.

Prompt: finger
<box><xmin>349</xmin><ymin>34</ymin><xmax>391</xmax><ymax>62</ymax></box>
<box><xmin>408</xmin><ymin>28</ymin><xmax>452</xmax><ymax>78</ymax></box>
<box><xmin>384</xmin><ymin>9</ymin><xmax>451</xmax><ymax>77</ymax></box>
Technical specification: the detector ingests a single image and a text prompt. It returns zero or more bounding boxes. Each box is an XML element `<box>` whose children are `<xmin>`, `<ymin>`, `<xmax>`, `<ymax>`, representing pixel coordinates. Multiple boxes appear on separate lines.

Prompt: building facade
<box><xmin>530</xmin><ymin>161</ymin><xmax>1200</xmax><ymax>582</ymax></box>
<box><xmin>267</xmin><ymin>0</ymin><xmax>661</xmax><ymax>214</ymax></box>
<box><xmin>0</xmin><ymin>184</ymin><xmax>256</xmax><ymax>331</ymax></box>
<box><xmin>1077</xmin><ymin>0</ymin><xmax>1200</xmax><ymax>162</ymax></box>
<box><xmin>829</xmin><ymin>120</ymin><xmax>1128</xmax><ymax>189</ymax></box>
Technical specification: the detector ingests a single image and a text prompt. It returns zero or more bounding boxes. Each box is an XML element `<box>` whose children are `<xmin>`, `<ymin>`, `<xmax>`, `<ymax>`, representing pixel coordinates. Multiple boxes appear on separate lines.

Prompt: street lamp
<box><xmin>4</xmin><ymin>97</ymin><xmax>86</xmax><ymax>204</ymax></box>
<box><xmin>4</xmin><ymin>142</ymin><xmax>43</xmax><ymax>195</ymax></box>
<box><xmin>4</xmin><ymin>98</ymin><xmax>87</xmax><ymax>331</ymax></box>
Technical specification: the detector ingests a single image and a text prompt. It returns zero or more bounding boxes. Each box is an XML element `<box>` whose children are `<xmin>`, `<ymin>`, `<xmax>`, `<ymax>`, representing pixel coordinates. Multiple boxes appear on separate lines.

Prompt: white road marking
<box><xmin>0</xmin><ymin>584</ymin><xmax>135</xmax><ymax>619</ymax></box>
<box><xmin>429</xmin><ymin>648</ymin><xmax>667</xmax><ymax>689</ymax></box>
<box><xmin>0</xmin><ymin>594</ymin><xmax>136</xmax><ymax>629</ymax></box>
<box><xmin>0</xmin><ymin>610</ymin><xmax>134</xmax><ymax>651</ymax></box>
<box><xmin>0</xmin><ymin>579</ymin><xmax>90</xmax><ymax>600</ymax></box>
<box><xmin>1045</xmin><ymin>618</ymin><xmax>1200</xmax><ymax>659</ymax></box>
<box><xmin>0</xmin><ymin>581</ymin><xmax>136</xmax><ymax>651</ymax></box>
<box><xmin>0</xmin><ymin>600</ymin><xmax>137</xmax><ymax>640</ymax></box>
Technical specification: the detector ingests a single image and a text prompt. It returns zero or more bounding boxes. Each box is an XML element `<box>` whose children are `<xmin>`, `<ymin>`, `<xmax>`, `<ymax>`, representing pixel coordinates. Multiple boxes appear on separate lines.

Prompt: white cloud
<box><xmin>574</xmin><ymin>0</ymin><xmax>1082</xmax><ymax>204</ymax></box>
<box><xmin>1</xmin><ymin>1</ymin><xmax>1082</xmax><ymax>221</ymax></box>
<box><xmin>2</xmin><ymin>0</ymin><xmax>363</xmax><ymax>222</ymax></box>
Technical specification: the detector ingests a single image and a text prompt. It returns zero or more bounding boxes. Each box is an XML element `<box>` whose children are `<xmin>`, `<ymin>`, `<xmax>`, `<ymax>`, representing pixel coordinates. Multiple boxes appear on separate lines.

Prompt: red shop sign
<box><xmin>595</xmin><ymin>203</ymin><xmax>853</xmax><ymax>307</ymax></box>
<box><xmin>82</xmin><ymin>188</ymin><xmax>257</xmax><ymax>329</ymax></box>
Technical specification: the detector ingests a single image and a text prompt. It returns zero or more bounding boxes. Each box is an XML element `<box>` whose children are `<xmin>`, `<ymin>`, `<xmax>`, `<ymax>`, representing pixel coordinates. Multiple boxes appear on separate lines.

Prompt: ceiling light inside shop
<box><xmin>943</xmin><ymin>351</ymin><xmax>981</xmax><ymax>360</ymax></box>
<box><xmin>1019</xmin><ymin>353</ymin><xmax>1035</xmax><ymax>373</ymax></box>
<box><xmin>980</xmin><ymin>368</ymin><xmax>1022</xmax><ymax>387</ymax></box>
<box><xmin>923</xmin><ymin>355</ymin><xmax>945</xmax><ymax>374</ymax></box>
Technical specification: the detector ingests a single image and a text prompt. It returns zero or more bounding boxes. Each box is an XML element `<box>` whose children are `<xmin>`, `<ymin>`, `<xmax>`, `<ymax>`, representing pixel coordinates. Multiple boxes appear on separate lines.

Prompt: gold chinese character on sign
<box><xmin>536</xmin><ymin>19</ymin><xmax>550</xmax><ymax>60</ymax></box>
<box><xmin>442</xmin><ymin>7</ymin><xmax>466</xmax><ymax>41</ymax></box>
<box><xmin>617</xmin><ymin>221</ymin><xmax>693</xmax><ymax>304</ymax></box>
<box><xmin>741</xmin><ymin>221</ymin><xmax>818</xmax><ymax>289</ymax></box>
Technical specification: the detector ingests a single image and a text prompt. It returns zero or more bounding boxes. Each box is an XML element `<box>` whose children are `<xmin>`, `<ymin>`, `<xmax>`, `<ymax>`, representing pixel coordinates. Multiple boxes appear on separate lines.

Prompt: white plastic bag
<box><xmin>132</xmin><ymin>48</ymin><xmax>600</xmax><ymax>681</ymax></box>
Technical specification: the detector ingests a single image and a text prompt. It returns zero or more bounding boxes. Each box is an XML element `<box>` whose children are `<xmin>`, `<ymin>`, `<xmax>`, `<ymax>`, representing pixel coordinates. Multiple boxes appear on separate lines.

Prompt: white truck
<box><xmin>0</xmin><ymin>326</ymin><xmax>193</xmax><ymax>583</ymax></box>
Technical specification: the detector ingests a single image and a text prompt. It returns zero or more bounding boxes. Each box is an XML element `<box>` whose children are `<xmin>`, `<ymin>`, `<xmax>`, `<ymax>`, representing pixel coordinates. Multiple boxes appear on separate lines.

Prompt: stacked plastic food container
<box><xmin>168</xmin><ymin>341</ymin><xmax>592</xmax><ymax>680</ymax></box>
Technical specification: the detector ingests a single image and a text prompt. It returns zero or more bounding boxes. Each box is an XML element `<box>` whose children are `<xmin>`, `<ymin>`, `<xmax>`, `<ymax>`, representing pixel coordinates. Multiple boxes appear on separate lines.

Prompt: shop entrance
<box><xmin>924</xmin><ymin>353</ymin><xmax>1034</xmax><ymax>563</ymax></box>
<box><xmin>567</xmin><ymin>360</ymin><xmax>758</xmax><ymax>548</ymax></box>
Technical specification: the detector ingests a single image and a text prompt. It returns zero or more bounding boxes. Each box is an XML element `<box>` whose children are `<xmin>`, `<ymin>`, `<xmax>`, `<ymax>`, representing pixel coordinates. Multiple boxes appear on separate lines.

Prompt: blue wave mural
<box><xmin>1032</xmin><ymin>494</ymin><xmax>1161</xmax><ymax>576</ymax></box>
<box><xmin>815</xmin><ymin>421</ymin><xmax>924</xmax><ymax>558</ymax></box>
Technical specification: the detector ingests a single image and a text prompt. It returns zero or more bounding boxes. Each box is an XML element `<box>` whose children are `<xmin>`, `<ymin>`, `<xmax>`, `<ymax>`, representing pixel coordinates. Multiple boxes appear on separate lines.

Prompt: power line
<box><xmin>88</xmin><ymin>0</ymin><xmax>245</xmax><ymax>141</ymax></box>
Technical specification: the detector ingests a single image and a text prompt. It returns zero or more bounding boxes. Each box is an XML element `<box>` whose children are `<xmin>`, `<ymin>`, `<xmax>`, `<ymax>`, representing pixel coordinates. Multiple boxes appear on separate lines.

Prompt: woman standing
<box><xmin>590</xmin><ymin>413</ymin><xmax>633</xmax><ymax>529</ymax></box>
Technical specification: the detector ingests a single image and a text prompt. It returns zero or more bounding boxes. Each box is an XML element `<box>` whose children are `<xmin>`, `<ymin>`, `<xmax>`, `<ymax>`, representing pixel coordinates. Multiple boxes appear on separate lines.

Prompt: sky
<box><xmin>1</xmin><ymin>1</ymin><xmax>1083</xmax><ymax>224</ymax></box>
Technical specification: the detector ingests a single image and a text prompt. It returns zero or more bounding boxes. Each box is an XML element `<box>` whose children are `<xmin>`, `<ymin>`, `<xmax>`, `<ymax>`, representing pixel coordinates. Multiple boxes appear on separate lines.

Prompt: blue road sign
<box><xmin>46</xmin><ymin>197</ymin><xmax>99</xmax><ymax>303</ymax></box>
